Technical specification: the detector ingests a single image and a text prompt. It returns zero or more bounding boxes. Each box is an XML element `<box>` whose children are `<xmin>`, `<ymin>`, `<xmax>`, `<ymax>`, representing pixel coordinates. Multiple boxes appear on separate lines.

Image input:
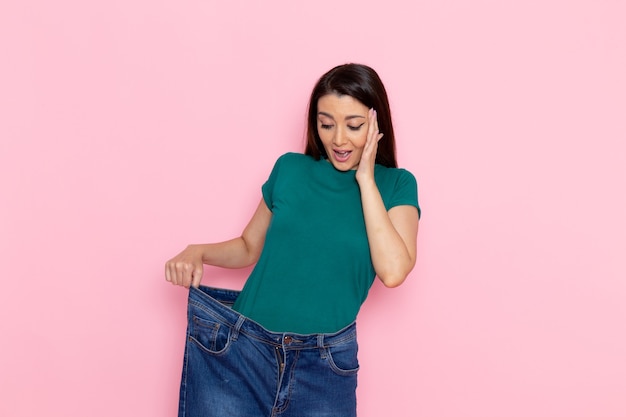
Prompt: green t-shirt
<box><xmin>232</xmin><ymin>153</ymin><xmax>420</xmax><ymax>333</ymax></box>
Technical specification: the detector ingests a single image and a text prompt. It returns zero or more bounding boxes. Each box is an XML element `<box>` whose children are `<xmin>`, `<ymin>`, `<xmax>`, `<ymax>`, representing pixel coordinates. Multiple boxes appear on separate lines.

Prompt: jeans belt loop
<box><xmin>317</xmin><ymin>334</ymin><xmax>327</xmax><ymax>359</ymax></box>
<box><xmin>231</xmin><ymin>316</ymin><xmax>245</xmax><ymax>341</ymax></box>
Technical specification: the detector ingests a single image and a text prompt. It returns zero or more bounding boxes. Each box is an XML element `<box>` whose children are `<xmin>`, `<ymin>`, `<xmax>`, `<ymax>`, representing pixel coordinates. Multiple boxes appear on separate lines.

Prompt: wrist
<box><xmin>187</xmin><ymin>244</ymin><xmax>207</xmax><ymax>263</ymax></box>
<box><xmin>356</xmin><ymin>173</ymin><xmax>376</xmax><ymax>187</ymax></box>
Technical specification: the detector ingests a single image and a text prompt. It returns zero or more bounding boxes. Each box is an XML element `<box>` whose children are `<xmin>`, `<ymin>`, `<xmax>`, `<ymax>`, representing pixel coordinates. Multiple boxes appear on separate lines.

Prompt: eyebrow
<box><xmin>318</xmin><ymin>111</ymin><xmax>366</xmax><ymax>121</ymax></box>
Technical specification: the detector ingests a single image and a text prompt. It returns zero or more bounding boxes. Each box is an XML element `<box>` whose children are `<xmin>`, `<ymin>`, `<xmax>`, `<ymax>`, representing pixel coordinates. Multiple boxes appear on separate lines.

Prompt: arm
<box><xmin>165</xmin><ymin>198</ymin><xmax>272</xmax><ymax>288</ymax></box>
<box><xmin>356</xmin><ymin>109</ymin><xmax>419</xmax><ymax>287</ymax></box>
<box><xmin>359</xmin><ymin>181</ymin><xmax>419</xmax><ymax>287</ymax></box>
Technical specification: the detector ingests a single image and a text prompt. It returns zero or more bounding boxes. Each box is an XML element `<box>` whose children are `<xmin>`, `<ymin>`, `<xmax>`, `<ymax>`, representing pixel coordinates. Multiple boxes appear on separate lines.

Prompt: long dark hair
<box><xmin>304</xmin><ymin>63</ymin><xmax>397</xmax><ymax>168</ymax></box>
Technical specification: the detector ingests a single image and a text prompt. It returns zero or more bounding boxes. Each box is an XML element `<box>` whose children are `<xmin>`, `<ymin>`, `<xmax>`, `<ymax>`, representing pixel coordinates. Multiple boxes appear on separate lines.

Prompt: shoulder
<box><xmin>276</xmin><ymin>152</ymin><xmax>315</xmax><ymax>163</ymax></box>
<box><xmin>263</xmin><ymin>153</ymin><xmax>314</xmax><ymax>198</ymax></box>
<box><xmin>272</xmin><ymin>152</ymin><xmax>316</xmax><ymax>171</ymax></box>
<box><xmin>375</xmin><ymin>165</ymin><xmax>420</xmax><ymax>215</ymax></box>
<box><xmin>375</xmin><ymin>165</ymin><xmax>418</xmax><ymax>188</ymax></box>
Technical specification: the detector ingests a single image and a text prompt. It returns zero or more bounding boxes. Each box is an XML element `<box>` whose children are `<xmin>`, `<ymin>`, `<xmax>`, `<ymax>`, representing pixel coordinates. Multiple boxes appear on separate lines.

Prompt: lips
<box><xmin>333</xmin><ymin>149</ymin><xmax>352</xmax><ymax>162</ymax></box>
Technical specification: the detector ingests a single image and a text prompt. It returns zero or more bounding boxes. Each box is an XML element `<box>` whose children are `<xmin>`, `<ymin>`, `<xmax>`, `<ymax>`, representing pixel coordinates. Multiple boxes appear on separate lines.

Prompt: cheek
<box><xmin>317</xmin><ymin>128</ymin><xmax>332</xmax><ymax>144</ymax></box>
<box><xmin>351</xmin><ymin>131</ymin><xmax>368</xmax><ymax>148</ymax></box>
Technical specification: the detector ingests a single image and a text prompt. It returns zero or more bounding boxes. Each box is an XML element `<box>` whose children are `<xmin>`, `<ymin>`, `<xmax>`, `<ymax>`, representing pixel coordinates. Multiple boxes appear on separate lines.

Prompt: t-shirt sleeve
<box><xmin>261</xmin><ymin>153</ymin><xmax>287</xmax><ymax>211</ymax></box>
<box><xmin>387</xmin><ymin>169</ymin><xmax>421</xmax><ymax>219</ymax></box>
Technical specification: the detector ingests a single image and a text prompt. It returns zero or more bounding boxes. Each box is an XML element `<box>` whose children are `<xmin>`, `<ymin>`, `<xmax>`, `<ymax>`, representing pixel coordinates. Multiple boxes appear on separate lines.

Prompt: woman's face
<box><xmin>317</xmin><ymin>93</ymin><xmax>370</xmax><ymax>171</ymax></box>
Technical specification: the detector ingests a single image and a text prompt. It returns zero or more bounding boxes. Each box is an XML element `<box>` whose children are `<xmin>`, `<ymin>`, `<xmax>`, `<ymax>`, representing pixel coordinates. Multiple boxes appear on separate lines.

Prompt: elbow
<box><xmin>240</xmin><ymin>237</ymin><xmax>264</xmax><ymax>267</ymax></box>
<box><xmin>377</xmin><ymin>271</ymin><xmax>409</xmax><ymax>288</ymax></box>
<box><xmin>376</xmin><ymin>259</ymin><xmax>415</xmax><ymax>288</ymax></box>
<box><xmin>373</xmin><ymin>247</ymin><xmax>417</xmax><ymax>287</ymax></box>
<box><xmin>245</xmin><ymin>247</ymin><xmax>262</xmax><ymax>266</ymax></box>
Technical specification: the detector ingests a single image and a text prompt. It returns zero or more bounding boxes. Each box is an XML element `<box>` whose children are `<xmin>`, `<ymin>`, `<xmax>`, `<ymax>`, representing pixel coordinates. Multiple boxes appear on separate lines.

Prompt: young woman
<box><xmin>165</xmin><ymin>63</ymin><xmax>420</xmax><ymax>417</ymax></box>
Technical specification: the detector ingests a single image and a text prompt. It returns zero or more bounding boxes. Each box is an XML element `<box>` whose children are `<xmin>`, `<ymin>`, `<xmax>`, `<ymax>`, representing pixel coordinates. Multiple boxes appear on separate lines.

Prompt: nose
<box><xmin>332</xmin><ymin>127</ymin><xmax>347</xmax><ymax>146</ymax></box>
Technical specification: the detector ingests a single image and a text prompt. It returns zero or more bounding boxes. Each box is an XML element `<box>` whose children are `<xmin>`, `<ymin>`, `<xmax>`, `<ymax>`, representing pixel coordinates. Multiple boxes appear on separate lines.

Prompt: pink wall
<box><xmin>1</xmin><ymin>1</ymin><xmax>625</xmax><ymax>416</ymax></box>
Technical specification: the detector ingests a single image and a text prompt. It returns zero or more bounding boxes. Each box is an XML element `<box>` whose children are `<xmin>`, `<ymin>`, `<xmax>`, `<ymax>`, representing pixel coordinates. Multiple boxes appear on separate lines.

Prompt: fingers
<box><xmin>356</xmin><ymin>110</ymin><xmax>380</xmax><ymax>182</ymax></box>
<box><xmin>191</xmin><ymin>267</ymin><xmax>203</xmax><ymax>289</ymax></box>
<box><xmin>365</xmin><ymin>109</ymin><xmax>381</xmax><ymax>155</ymax></box>
<box><xmin>165</xmin><ymin>253</ymin><xmax>203</xmax><ymax>289</ymax></box>
<box><xmin>371</xmin><ymin>108</ymin><xmax>379</xmax><ymax>138</ymax></box>
<box><xmin>367</xmin><ymin>109</ymin><xmax>383</xmax><ymax>145</ymax></box>
<box><xmin>366</xmin><ymin>108</ymin><xmax>376</xmax><ymax>142</ymax></box>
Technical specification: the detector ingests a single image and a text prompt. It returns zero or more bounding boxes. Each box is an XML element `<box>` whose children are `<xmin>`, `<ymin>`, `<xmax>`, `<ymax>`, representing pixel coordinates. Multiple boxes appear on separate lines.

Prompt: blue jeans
<box><xmin>178</xmin><ymin>286</ymin><xmax>359</xmax><ymax>417</ymax></box>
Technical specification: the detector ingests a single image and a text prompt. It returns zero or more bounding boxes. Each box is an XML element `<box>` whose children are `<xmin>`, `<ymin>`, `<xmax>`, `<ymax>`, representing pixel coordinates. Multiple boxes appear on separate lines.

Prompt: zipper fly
<box><xmin>275</xmin><ymin>346</ymin><xmax>285</xmax><ymax>374</ymax></box>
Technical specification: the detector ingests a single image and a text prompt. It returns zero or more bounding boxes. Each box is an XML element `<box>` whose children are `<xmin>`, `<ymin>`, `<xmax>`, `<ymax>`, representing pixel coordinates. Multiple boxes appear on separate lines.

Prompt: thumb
<box><xmin>191</xmin><ymin>266</ymin><xmax>203</xmax><ymax>288</ymax></box>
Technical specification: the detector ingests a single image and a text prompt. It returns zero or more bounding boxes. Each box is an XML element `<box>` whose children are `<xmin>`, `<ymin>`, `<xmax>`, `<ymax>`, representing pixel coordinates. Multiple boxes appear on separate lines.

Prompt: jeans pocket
<box><xmin>190</xmin><ymin>315</ymin><xmax>232</xmax><ymax>354</ymax></box>
<box><xmin>325</xmin><ymin>341</ymin><xmax>360</xmax><ymax>376</ymax></box>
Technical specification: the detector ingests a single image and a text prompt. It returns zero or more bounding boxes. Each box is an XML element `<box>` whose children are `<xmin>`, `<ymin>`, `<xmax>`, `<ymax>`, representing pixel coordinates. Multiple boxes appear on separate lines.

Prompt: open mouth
<box><xmin>333</xmin><ymin>150</ymin><xmax>352</xmax><ymax>162</ymax></box>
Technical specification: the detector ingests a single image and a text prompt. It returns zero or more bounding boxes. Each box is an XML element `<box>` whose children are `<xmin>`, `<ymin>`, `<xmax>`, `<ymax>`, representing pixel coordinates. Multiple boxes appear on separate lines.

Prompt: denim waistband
<box><xmin>188</xmin><ymin>285</ymin><xmax>357</xmax><ymax>349</ymax></box>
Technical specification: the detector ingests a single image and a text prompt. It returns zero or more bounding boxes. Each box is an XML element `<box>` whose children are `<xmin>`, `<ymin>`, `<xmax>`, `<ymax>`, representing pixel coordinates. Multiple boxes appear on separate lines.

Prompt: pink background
<box><xmin>1</xmin><ymin>0</ymin><xmax>625</xmax><ymax>416</ymax></box>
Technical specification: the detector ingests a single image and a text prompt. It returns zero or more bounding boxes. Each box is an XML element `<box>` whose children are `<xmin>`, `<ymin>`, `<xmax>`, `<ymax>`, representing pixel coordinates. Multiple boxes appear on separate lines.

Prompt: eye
<box><xmin>348</xmin><ymin>123</ymin><xmax>365</xmax><ymax>132</ymax></box>
<box><xmin>320</xmin><ymin>124</ymin><xmax>334</xmax><ymax>130</ymax></box>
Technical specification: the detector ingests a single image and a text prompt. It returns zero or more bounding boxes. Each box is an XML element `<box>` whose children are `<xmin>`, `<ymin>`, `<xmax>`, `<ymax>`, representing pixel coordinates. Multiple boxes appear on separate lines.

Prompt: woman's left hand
<box><xmin>355</xmin><ymin>108</ymin><xmax>384</xmax><ymax>184</ymax></box>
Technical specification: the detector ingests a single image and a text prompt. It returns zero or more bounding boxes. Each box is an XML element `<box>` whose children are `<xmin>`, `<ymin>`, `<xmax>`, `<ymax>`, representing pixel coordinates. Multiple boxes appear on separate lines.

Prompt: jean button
<box><xmin>284</xmin><ymin>336</ymin><xmax>292</xmax><ymax>344</ymax></box>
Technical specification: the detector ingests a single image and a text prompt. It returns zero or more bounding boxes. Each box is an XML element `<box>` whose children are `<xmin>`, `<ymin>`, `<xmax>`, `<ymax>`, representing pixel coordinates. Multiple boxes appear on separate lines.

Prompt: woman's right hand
<box><xmin>165</xmin><ymin>244</ymin><xmax>204</xmax><ymax>288</ymax></box>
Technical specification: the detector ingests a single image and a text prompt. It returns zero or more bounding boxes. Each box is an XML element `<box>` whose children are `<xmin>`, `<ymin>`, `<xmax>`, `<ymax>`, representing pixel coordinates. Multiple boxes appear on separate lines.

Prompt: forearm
<box><xmin>190</xmin><ymin>236</ymin><xmax>261</xmax><ymax>269</ymax></box>
<box><xmin>166</xmin><ymin>199</ymin><xmax>270</xmax><ymax>288</ymax></box>
<box><xmin>358</xmin><ymin>178</ymin><xmax>417</xmax><ymax>287</ymax></box>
